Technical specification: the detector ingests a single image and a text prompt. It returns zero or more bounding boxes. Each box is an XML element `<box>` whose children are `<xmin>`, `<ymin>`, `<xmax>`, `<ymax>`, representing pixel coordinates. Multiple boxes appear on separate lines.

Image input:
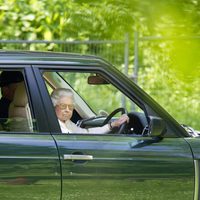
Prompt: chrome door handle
<box><xmin>63</xmin><ymin>154</ymin><xmax>93</xmax><ymax>161</ymax></box>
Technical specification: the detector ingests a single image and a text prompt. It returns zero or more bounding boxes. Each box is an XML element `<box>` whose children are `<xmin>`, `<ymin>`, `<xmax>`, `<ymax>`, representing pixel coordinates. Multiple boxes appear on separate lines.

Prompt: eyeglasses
<box><xmin>57</xmin><ymin>103</ymin><xmax>74</xmax><ymax>111</ymax></box>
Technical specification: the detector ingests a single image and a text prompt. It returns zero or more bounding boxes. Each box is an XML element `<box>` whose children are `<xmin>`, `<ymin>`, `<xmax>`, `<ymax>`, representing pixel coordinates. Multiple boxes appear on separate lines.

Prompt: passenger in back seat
<box><xmin>0</xmin><ymin>71</ymin><xmax>24</xmax><ymax>123</ymax></box>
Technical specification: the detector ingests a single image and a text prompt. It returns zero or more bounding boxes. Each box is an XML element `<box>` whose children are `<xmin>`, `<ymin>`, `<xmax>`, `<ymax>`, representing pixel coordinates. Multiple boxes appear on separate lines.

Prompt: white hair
<box><xmin>51</xmin><ymin>88</ymin><xmax>74</xmax><ymax>107</ymax></box>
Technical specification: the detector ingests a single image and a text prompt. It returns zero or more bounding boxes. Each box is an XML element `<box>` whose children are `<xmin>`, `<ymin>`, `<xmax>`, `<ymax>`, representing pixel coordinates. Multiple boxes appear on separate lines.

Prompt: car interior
<box><xmin>43</xmin><ymin>71</ymin><xmax>149</xmax><ymax>135</ymax></box>
<box><xmin>0</xmin><ymin>69</ymin><xmax>149</xmax><ymax>135</ymax></box>
<box><xmin>8</xmin><ymin>81</ymin><xmax>33</xmax><ymax>132</ymax></box>
<box><xmin>0</xmin><ymin>70</ymin><xmax>33</xmax><ymax>132</ymax></box>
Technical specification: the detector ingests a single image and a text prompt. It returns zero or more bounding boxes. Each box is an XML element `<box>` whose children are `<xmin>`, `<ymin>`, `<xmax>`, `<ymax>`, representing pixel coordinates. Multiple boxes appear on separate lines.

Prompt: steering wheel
<box><xmin>102</xmin><ymin>107</ymin><xmax>127</xmax><ymax>134</ymax></box>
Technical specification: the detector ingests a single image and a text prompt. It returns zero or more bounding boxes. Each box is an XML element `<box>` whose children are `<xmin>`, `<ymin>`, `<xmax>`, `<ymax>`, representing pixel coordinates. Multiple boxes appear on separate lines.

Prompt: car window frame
<box><xmin>32</xmin><ymin>64</ymin><xmax>150</xmax><ymax>135</ymax></box>
<box><xmin>32</xmin><ymin>63</ymin><xmax>189</xmax><ymax>138</ymax></box>
<box><xmin>0</xmin><ymin>65</ymin><xmax>51</xmax><ymax>133</ymax></box>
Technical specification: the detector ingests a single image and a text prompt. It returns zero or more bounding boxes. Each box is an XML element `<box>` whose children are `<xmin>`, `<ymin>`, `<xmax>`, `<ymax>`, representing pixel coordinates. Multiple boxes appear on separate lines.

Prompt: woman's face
<box><xmin>55</xmin><ymin>96</ymin><xmax>74</xmax><ymax>122</ymax></box>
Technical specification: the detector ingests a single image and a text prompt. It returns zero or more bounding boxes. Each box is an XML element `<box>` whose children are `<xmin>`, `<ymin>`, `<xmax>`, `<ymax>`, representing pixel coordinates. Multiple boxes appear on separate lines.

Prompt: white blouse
<box><xmin>58</xmin><ymin>119</ymin><xmax>110</xmax><ymax>134</ymax></box>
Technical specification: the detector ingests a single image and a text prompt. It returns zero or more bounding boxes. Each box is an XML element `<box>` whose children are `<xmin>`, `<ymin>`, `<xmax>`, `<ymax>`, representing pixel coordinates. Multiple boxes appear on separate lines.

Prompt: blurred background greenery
<box><xmin>0</xmin><ymin>0</ymin><xmax>199</xmax><ymax>130</ymax></box>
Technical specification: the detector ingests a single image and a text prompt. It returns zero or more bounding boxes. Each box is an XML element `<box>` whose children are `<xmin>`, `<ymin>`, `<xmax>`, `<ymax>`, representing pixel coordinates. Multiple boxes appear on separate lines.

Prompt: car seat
<box><xmin>8</xmin><ymin>82</ymin><xmax>33</xmax><ymax>132</ymax></box>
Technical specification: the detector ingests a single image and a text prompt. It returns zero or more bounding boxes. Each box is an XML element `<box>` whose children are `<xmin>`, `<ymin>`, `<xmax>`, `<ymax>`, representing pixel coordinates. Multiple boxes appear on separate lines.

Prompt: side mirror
<box><xmin>88</xmin><ymin>75</ymin><xmax>109</xmax><ymax>85</ymax></box>
<box><xmin>148</xmin><ymin>116</ymin><xmax>166</xmax><ymax>137</ymax></box>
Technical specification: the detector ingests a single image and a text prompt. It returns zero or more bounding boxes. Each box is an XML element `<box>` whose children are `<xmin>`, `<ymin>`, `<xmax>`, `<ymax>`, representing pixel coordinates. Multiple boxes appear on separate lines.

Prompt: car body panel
<box><xmin>54</xmin><ymin>134</ymin><xmax>194</xmax><ymax>200</ymax></box>
<box><xmin>0</xmin><ymin>133</ymin><xmax>61</xmax><ymax>200</ymax></box>
<box><xmin>186</xmin><ymin>138</ymin><xmax>200</xmax><ymax>159</ymax></box>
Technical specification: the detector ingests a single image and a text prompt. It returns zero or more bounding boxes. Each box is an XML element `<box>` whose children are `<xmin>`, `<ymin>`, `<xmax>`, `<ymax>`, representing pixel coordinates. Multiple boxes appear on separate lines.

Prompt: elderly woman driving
<box><xmin>51</xmin><ymin>88</ymin><xmax>129</xmax><ymax>134</ymax></box>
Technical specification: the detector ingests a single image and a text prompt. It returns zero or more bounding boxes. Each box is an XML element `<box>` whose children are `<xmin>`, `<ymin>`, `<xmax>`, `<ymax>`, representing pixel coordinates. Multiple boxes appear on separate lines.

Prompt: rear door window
<box><xmin>0</xmin><ymin>69</ymin><xmax>37</xmax><ymax>132</ymax></box>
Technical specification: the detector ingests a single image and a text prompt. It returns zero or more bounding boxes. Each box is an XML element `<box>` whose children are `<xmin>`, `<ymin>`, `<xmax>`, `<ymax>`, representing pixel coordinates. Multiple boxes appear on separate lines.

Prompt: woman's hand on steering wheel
<box><xmin>102</xmin><ymin>107</ymin><xmax>129</xmax><ymax>134</ymax></box>
<box><xmin>110</xmin><ymin>114</ymin><xmax>129</xmax><ymax>128</ymax></box>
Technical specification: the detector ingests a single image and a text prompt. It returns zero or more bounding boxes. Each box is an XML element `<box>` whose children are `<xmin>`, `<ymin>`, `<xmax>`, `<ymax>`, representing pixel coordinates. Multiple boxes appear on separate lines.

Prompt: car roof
<box><xmin>0</xmin><ymin>50</ymin><xmax>111</xmax><ymax>66</ymax></box>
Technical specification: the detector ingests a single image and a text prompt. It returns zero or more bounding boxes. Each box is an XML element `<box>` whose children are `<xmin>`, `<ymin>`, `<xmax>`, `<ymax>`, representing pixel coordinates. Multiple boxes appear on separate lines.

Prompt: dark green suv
<box><xmin>0</xmin><ymin>51</ymin><xmax>198</xmax><ymax>200</ymax></box>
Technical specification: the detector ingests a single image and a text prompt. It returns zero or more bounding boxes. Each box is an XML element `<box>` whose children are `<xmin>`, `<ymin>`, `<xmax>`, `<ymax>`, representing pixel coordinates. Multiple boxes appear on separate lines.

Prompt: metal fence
<box><xmin>0</xmin><ymin>34</ymin><xmax>129</xmax><ymax>75</ymax></box>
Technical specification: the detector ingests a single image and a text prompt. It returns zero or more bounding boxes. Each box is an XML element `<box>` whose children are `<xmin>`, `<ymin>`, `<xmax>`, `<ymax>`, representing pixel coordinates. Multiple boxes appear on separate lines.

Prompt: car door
<box><xmin>54</xmin><ymin>134</ymin><xmax>194</xmax><ymax>200</ymax></box>
<box><xmin>35</xmin><ymin>65</ymin><xmax>195</xmax><ymax>200</ymax></box>
<box><xmin>0</xmin><ymin>67</ymin><xmax>61</xmax><ymax>200</ymax></box>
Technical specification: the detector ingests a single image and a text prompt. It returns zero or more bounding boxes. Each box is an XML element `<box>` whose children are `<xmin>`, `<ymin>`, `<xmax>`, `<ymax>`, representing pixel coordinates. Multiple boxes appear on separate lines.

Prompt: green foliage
<box><xmin>138</xmin><ymin>37</ymin><xmax>200</xmax><ymax>130</ymax></box>
<box><xmin>0</xmin><ymin>0</ymin><xmax>199</xmax><ymax>129</ymax></box>
<box><xmin>139</xmin><ymin>65</ymin><xmax>200</xmax><ymax>130</ymax></box>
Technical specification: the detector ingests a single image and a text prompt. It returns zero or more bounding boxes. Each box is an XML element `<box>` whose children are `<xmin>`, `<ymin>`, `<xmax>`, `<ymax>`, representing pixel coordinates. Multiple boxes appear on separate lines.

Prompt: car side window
<box><xmin>43</xmin><ymin>70</ymin><xmax>148</xmax><ymax>135</ymax></box>
<box><xmin>0</xmin><ymin>70</ymin><xmax>37</xmax><ymax>132</ymax></box>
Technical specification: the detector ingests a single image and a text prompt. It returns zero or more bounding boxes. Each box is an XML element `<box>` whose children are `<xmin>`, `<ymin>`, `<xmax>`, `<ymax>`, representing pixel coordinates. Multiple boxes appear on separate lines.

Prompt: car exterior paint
<box><xmin>0</xmin><ymin>134</ymin><xmax>61</xmax><ymax>200</ymax></box>
<box><xmin>0</xmin><ymin>51</ymin><xmax>198</xmax><ymax>200</ymax></box>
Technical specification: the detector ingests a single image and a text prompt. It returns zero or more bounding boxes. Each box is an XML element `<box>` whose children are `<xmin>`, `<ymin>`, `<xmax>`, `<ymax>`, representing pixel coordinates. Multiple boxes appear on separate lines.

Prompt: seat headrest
<box><xmin>13</xmin><ymin>82</ymin><xmax>28</xmax><ymax>107</ymax></box>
